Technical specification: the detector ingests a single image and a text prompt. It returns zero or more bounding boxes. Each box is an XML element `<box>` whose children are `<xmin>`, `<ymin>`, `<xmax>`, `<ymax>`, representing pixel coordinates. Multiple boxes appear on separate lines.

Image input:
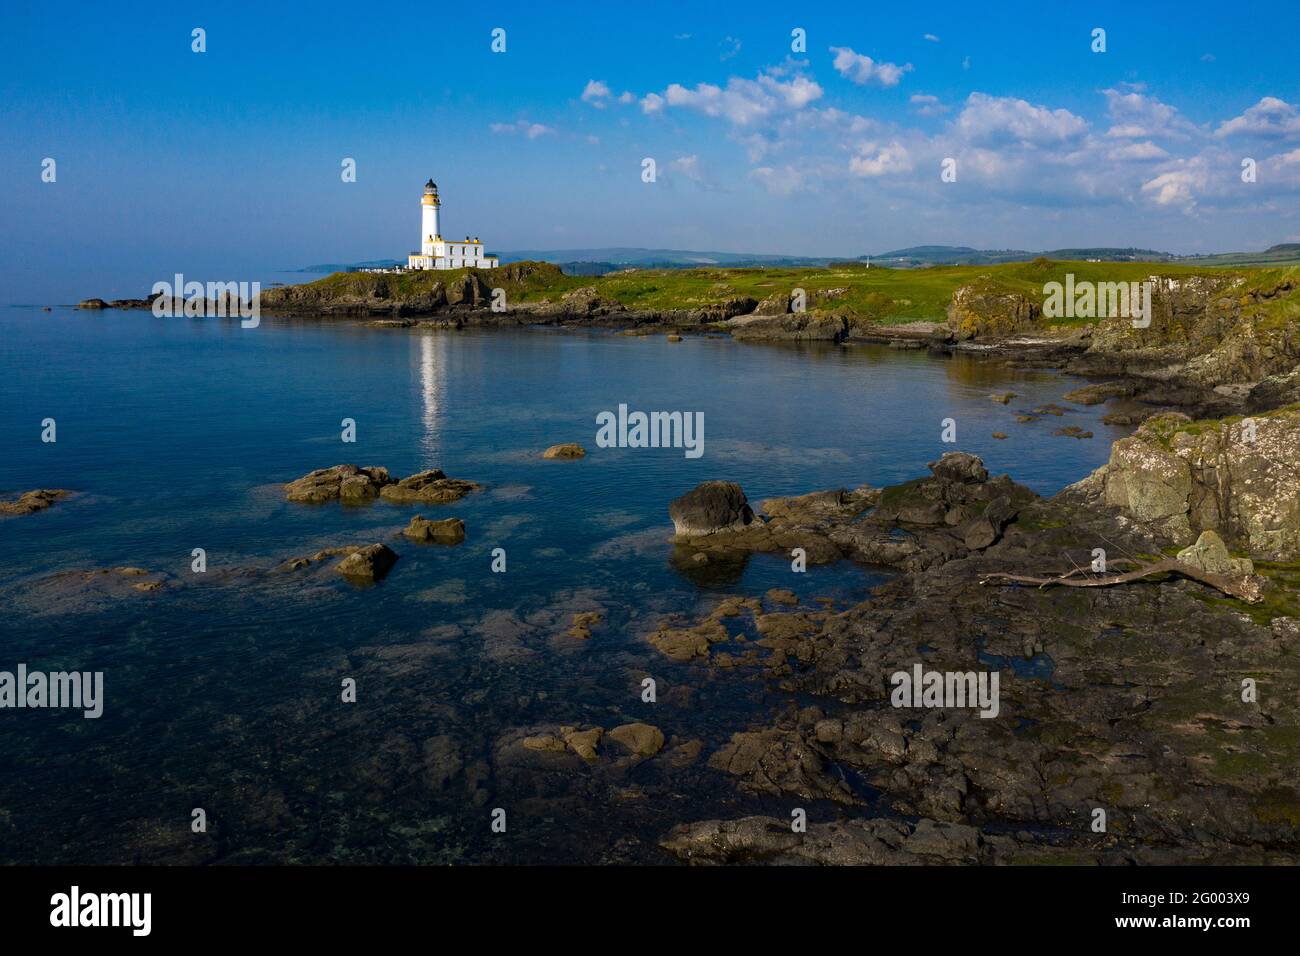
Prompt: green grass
<box><xmin>298</xmin><ymin>259</ymin><xmax>1300</xmax><ymax>328</ymax></box>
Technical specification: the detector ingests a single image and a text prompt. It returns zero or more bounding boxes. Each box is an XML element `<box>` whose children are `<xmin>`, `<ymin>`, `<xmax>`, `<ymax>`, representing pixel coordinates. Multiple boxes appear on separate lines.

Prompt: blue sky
<box><xmin>4</xmin><ymin>0</ymin><xmax>1300</xmax><ymax>301</ymax></box>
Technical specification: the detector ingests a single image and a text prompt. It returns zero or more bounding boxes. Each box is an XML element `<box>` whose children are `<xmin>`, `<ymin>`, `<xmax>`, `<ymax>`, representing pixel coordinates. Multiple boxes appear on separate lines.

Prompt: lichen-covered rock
<box><xmin>1073</xmin><ymin>407</ymin><xmax>1300</xmax><ymax>559</ymax></box>
<box><xmin>669</xmin><ymin>481</ymin><xmax>757</xmax><ymax>537</ymax></box>
<box><xmin>946</xmin><ymin>282</ymin><xmax>1040</xmax><ymax>340</ymax></box>
<box><xmin>753</xmin><ymin>291</ymin><xmax>793</xmax><ymax>315</ymax></box>
<box><xmin>1176</xmin><ymin>530</ymin><xmax>1255</xmax><ymax>577</ymax></box>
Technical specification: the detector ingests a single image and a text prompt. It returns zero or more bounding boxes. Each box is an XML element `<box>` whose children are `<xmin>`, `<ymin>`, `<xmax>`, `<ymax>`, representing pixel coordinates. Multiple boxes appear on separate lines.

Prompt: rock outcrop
<box><xmin>334</xmin><ymin>543</ymin><xmax>398</xmax><ymax>581</ymax></box>
<box><xmin>0</xmin><ymin>489</ymin><xmax>71</xmax><ymax>516</ymax></box>
<box><xmin>947</xmin><ymin>282</ymin><xmax>1040</xmax><ymax>340</ymax></box>
<box><xmin>607</xmin><ymin>722</ymin><xmax>665</xmax><ymax>757</ymax></box>
<box><xmin>379</xmin><ymin>469</ymin><xmax>479</xmax><ymax>504</ymax></box>
<box><xmin>669</xmin><ymin>481</ymin><xmax>758</xmax><ymax>537</ymax></box>
<box><xmin>1073</xmin><ymin>407</ymin><xmax>1300</xmax><ymax>559</ymax></box>
<box><xmin>284</xmin><ymin>465</ymin><xmax>391</xmax><ymax>503</ymax></box>
<box><xmin>726</xmin><ymin>310</ymin><xmax>849</xmax><ymax>342</ymax></box>
<box><xmin>542</xmin><ymin>443</ymin><xmax>586</xmax><ymax>459</ymax></box>
<box><xmin>403</xmin><ymin>516</ymin><xmax>465</xmax><ymax>544</ymax></box>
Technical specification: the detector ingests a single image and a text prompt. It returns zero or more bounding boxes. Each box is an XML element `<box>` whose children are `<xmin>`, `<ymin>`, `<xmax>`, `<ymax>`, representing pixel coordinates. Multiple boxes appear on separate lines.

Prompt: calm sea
<box><xmin>0</xmin><ymin>307</ymin><xmax>1124</xmax><ymax>863</ymax></box>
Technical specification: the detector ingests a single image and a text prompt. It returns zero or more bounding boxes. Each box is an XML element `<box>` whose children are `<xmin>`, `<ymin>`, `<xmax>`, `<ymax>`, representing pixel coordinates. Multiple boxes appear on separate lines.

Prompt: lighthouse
<box><xmin>406</xmin><ymin>178</ymin><xmax>499</xmax><ymax>271</ymax></box>
<box><xmin>420</xmin><ymin>179</ymin><xmax>440</xmax><ymax>255</ymax></box>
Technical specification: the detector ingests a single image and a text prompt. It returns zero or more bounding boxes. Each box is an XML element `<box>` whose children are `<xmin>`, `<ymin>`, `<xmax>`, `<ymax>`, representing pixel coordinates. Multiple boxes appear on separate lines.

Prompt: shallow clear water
<box><xmin>0</xmin><ymin>308</ymin><xmax>1126</xmax><ymax>863</ymax></box>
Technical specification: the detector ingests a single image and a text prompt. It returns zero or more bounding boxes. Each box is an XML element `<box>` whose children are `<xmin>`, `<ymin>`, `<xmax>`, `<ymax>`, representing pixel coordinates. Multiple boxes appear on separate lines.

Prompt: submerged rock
<box><xmin>0</xmin><ymin>489</ymin><xmax>71</xmax><ymax>516</ymax></box>
<box><xmin>607</xmin><ymin>722</ymin><xmax>665</xmax><ymax>757</ymax></box>
<box><xmin>566</xmin><ymin>610</ymin><xmax>603</xmax><ymax>640</ymax></box>
<box><xmin>1052</xmin><ymin>426</ymin><xmax>1093</xmax><ymax>439</ymax></box>
<box><xmin>1063</xmin><ymin>381</ymin><xmax>1134</xmax><ymax>405</ymax></box>
<box><xmin>542</xmin><ymin>443</ymin><xmax>586</xmax><ymax>459</ymax></box>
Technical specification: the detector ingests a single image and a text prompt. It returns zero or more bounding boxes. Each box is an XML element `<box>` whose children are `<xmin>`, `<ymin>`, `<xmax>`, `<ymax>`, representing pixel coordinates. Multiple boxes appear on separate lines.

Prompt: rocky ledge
<box><xmin>654</xmin><ymin>429</ymin><xmax>1300</xmax><ymax>864</ymax></box>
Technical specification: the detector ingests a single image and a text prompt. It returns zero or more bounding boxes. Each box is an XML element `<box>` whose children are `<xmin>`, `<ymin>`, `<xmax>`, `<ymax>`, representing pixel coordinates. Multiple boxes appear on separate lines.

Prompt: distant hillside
<box><xmin>868</xmin><ymin>246</ymin><xmax>1173</xmax><ymax>266</ymax></box>
<box><xmin>1170</xmin><ymin>244</ymin><xmax>1300</xmax><ymax>267</ymax></box>
<box><xmin>295</xmin><ymin>243</ymin><xmax>1300</xmax><ymax>275</ymax></box>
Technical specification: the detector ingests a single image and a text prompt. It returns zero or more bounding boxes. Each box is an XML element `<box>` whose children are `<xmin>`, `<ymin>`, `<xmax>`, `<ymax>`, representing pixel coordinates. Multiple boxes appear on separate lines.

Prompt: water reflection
<box><xmin>416</xmin><ymin>332</ymin><xmax>447</xmax><ymax>457</ymax></box>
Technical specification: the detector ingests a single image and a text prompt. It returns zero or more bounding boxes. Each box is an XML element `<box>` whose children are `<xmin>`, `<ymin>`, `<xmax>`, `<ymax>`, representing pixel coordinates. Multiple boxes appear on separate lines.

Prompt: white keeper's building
<box><xmin>407</xmin><ymin>179</ymin><xmax>499</xmax><ymax>270</ymax></box>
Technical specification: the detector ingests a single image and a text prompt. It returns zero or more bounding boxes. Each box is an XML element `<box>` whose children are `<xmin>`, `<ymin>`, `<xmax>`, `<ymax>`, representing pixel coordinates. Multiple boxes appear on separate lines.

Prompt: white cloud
<box><xmin>849</xmin><ymin>140</ymin><xmax>914</xmax><ymax>177</ymax></box>
<box><xmin>1215</xmin><ymin>97</ymin><xmax>1300</xmax><ymax>138</ymax></box>
<box><xmin>1107</xmin><ymin>141</ymin><xmax>1169</xmax><ymax>161</ymax></box>
<box><xmin>618</xmin><ymin>91</ymin><xmax>635</xmax><ymax>105</ymax></box>
<box><xmin>670</xmin><ymin>154</ymin><xmax>709</xmax><ymax>184</ymax></box>
<box><xmin>750</xmin><ymin>165</ymin><xmax>806</xmax><ymax>195</ymax></box>
<box><xmin>1142</xmin><ymin>167</ymin><xmax>1205</xmax><ymax>209</ymax></box>
<box><xmin>489</xmin><ymin>121</ymin><xmax>555</xmax><ymax>139</ymax></box>
<box><xmin>923</xmin><ymin>34</ymin><xmax>940</xmax><ymax>43</ymax></box>
<box><xmin>1102</xmin><ymin>86</ymin><xmax>1194</xmax><ymax>140</ymax></box>
<box><xmin>581</xmin><ymin>80</ymin><xmax>611</xmax><ymax>107</ymax></box>
<box><xmin>830</xmin><ymin>46</ymin><xmax>913</xmax><ymax>87</ymax></box>
<box><xmin>651</xmin><ymin>70</ymin><xmax>823</xmax><ymax>126</ymax></box>
<box><xmin>720</xmin><ymin>36</ymin><xmax>742</xmax><ymax>61</ymax></box>
<box><xmin>910</xmin><ymin>93</ymin><xmax>948</xmax><ymax>117</ymax></box>
<box><xmin>955</xmin><ymin>92</ymin><xmax>1087</xmax><ymax>145</ymax></box>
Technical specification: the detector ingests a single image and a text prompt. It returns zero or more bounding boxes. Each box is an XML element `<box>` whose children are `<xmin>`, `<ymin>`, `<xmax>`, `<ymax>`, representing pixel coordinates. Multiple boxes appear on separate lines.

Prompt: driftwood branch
<box><xmin>981</xmin><ymin>558</ymin><xmax>1263</xmax><ymax>604</ymax></box>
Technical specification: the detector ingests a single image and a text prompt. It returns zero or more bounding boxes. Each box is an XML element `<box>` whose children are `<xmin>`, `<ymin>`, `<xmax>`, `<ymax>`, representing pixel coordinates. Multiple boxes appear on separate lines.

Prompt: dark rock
<box><xmin>928</xmin><ymin>452</ymin><xmax>989</xmax><ymax>484</ymax></box>
<box><xmin>670</xmin><ymin>481</ymin><xmax>758</xmax><ymax>537</ymax></box>
<box><xmin>334</xmin><ymin>543</ymin><xmax>398</xmax><ymax>582</ymax></box>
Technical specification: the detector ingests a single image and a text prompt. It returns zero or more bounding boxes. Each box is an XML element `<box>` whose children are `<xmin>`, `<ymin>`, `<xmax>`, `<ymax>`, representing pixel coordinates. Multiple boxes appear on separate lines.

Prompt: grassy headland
<box><xmin>289</xmin><ymin>258</ymin><xmax>1300</xmax><ymax>329</ymax></box>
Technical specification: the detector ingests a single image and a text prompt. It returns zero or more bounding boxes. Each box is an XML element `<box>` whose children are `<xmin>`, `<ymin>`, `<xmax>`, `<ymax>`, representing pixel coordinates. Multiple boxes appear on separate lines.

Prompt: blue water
<box><xmin>0</xmin><ymin>307</ymin><xmax>1126</xmax><ymax>863</ymax></box>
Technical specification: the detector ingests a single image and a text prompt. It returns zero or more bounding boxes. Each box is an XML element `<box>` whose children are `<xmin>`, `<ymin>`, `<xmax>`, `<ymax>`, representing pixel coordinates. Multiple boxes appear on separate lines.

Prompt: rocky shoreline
<box><xmin>55</xmin><ymin>266</ymin><xmax>1300</xmax><ymax>863</ymax></box>
<box><xmin>644</xmin><ymin>439</ymin><xmax>1300</xmax><ymax>864</ymax></box>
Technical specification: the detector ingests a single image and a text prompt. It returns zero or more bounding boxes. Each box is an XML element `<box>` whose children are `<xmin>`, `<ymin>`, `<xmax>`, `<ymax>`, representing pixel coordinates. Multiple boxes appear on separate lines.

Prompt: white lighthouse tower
<box><xmin>420</xmin><ymin>179</ymin><xmax>440</xmax><ymax>255</ymax></box>
<box><xmin>406</xmin><ymin>178</ymin><xmax>499</xmax><ymax>271</ymax></box>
